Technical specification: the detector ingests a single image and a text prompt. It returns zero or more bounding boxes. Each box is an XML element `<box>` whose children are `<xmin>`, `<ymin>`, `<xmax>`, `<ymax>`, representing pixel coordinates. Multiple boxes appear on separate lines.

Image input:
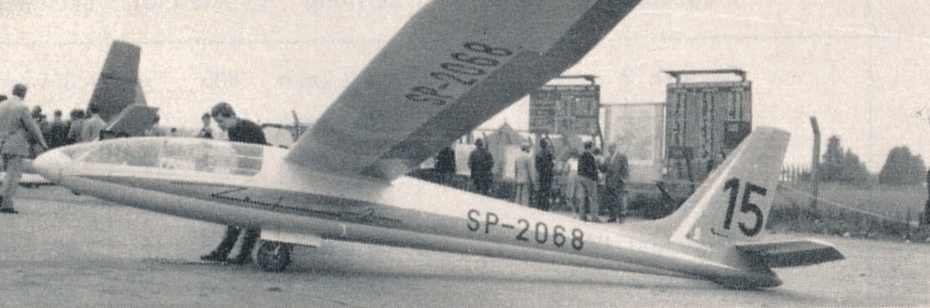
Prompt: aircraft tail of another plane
<box><xmin>656</xmin><ymin>127</ymin><xmax>789</xmax><ymax>248</ymax></box>
<box><xmin>88</xmin><ymin>41</ymin><xmax>147</xmax><ymax>124</ymax></box>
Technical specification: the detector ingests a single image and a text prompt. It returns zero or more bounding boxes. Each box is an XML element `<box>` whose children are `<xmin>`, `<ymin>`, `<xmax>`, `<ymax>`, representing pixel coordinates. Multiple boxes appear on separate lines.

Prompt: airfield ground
<box><xmin>0</xmin><ymin>186</ymin><xmax>928</xmax><ymax>307</ymax></box>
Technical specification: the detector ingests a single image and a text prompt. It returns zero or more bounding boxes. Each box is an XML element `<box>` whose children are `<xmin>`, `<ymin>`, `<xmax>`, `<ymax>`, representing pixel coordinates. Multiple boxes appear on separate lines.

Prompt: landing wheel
<box><xmin>257</xmin><ymin>241</ymin><xmax>292</xmax><ymax>272</ymax></box>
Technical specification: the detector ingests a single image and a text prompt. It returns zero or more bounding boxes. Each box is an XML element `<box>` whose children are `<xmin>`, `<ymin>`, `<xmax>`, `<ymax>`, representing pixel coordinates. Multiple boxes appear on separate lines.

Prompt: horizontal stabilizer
<box><xmin>736</xmin><ymin>239</ymin><xmax>844</xmax><ymax>268</ymax></box>
<box><xmin>105</xmin><ymin>104</ymin><xmax>158</xmax><ymax>137</ymax></box>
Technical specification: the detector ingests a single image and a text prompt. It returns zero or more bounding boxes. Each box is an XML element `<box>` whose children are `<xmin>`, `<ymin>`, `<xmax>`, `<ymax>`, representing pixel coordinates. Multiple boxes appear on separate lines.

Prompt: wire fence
<box><xmin>776</xmin><ymin>183</ymin><xmax>922</xmax><ymax>228</ymax></box>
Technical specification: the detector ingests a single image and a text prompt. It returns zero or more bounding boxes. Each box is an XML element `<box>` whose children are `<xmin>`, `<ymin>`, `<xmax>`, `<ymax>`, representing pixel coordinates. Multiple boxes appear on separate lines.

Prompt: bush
<box><xmin>768</xmin><ymin>202</ymin><xmax>930</xmax><ymax>242</ymax></box>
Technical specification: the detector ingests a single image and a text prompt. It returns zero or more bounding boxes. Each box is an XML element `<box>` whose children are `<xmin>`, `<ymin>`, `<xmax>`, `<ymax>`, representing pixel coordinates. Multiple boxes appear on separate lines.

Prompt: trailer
<box><xmin>529</xmin><ymin>75</ymin><xmax>601</xmax><ymax>138</ymax></box>
<box><xmin>663</xmin><ymin>69</ymin><xmax>752</xmax><ymax>200</ymax></box>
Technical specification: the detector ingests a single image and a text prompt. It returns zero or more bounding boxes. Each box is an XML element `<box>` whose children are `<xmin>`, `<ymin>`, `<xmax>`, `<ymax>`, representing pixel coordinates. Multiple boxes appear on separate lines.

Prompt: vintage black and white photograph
<box><xmin>1</xmin><ymin>0</ymin><xmax>929</xmax><ymax>306</ymax></box>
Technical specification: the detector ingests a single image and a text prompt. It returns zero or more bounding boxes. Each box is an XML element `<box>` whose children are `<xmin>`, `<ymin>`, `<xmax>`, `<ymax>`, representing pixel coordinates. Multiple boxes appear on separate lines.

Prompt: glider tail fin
<box><xmin>655</xmin><ymin>127</ymin><xmax>843</xmax><ymax>289</ymax></box>
<box><xmin>658</xmin><ymin>127</ymin><xmax>789</xmax><ymax>248</ymax></box>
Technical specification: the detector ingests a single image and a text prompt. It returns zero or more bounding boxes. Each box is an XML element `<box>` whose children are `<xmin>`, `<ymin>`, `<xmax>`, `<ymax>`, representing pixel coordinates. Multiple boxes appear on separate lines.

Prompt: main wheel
<box><xmin>256</xmin><ymin>241</ymin><xmax>292</xmax><ymax>272</ymax></box>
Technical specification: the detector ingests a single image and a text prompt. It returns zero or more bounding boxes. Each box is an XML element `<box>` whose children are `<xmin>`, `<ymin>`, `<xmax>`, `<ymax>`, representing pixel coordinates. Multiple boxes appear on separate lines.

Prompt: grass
<box><xmin>769</xmin><ymin>182</ymin><xmax>930</xmax><ymax>243</ymax></box>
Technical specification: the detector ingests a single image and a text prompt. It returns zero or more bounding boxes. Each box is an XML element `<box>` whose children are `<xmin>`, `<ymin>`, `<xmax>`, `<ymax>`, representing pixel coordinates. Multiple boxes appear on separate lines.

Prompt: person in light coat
<box><xmin>513</xmin><ymin>143</ymin><xmax>537</xmax><ymax>206</ymax></box>
<box><xmin>0</xmin><ymin>84</ymin><xmax>48</xmax><ymax>214</ymax></box>
<box><xmin>80</xmin><ymin>106</ymin><xmax>106</xmax><ymax>142</ymax></box>
<box><xmin>603</xmin><ymin>144</ymin><xmax>630</xmax><ymax>223</ymax></box>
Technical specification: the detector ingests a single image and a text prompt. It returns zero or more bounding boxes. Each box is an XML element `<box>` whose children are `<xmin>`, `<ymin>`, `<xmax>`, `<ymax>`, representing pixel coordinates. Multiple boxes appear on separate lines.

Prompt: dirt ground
<box><xmin>0</xmin><ymin>186</ymin><xmax>928</xmax><ymax>307</ymax></box>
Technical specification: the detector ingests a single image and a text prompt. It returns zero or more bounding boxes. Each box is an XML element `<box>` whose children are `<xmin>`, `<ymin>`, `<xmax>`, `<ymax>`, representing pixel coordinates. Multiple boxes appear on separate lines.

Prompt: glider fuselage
<box><xmin>33</xmin><ymin>137</ymin><xmax>780</xmax><ymax>287</ymax></box>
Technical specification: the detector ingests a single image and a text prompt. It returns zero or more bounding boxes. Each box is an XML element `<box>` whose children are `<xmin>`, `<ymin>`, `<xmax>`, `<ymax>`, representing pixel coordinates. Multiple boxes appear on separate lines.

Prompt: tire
<box><xmin>256</xmin><ymin>241</ymin><xmax>292</xmax><ymax>272</ymax></box>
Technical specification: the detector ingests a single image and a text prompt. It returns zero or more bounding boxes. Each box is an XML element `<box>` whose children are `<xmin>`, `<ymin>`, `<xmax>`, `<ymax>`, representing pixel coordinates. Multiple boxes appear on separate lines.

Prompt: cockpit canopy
<box><xmin>58</xmin><ymin>137</ymin><xmax>264</xmax><ymax>176</ymax></box>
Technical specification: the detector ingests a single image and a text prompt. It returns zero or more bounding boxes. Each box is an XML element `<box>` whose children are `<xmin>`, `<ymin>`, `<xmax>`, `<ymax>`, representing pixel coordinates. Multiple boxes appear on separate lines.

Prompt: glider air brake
<box><xmin>31</xmin><ymin>0</ymin><xmax>843</xmax><ymax>289</ymax></box>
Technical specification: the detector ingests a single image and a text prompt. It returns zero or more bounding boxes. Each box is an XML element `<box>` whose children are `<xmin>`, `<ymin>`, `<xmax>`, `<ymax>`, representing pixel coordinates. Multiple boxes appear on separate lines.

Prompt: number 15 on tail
<box><xmin>723</xmin><ymin>178</ymin><xmax>767</xmax><ymax>237</ymax></box>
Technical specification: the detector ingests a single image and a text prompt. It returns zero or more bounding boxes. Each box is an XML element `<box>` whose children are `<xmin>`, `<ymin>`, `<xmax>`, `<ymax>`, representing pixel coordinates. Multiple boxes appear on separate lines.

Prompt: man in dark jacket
<box><xmin>468</xmin><ymin>139</ymin><xmax>493</xmax><ymax>196</ymax></box>
<box><xmin>201</xmin><ymin>102</ymin><xmax>267</xmax><ymax>265</ymax></box>
<box><xmin>47</xmin><ymin>110</ymin><xmax>69</xmax><ymax>148</ymax></box>
<box><xmin>577</xmin><ymin>141</ymin><xmax>600</xmax><ymax>221</ymax></box>
<box><xmin>436</xmin><ymin>146</ymin><xmax>456</xmax><ymax>186</ymax></box>
<box><xmin>534</xmin><ymin>139</ymin><xmax>554</xmax><ymax>211</ymax></box>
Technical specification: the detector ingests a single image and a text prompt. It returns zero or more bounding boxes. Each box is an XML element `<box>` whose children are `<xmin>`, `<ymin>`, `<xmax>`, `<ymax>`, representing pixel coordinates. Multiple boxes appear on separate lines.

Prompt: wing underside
<box><xmin>285</xmin><ymin>0</ymin><xmax>642</xmax><ymax>181</ymax></box>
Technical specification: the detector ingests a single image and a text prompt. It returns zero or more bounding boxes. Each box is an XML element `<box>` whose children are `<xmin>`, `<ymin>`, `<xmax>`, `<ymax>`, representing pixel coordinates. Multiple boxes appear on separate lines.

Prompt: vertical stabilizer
<box><xmin>88</xmin><ymin>40</ymin><xmax>145</xmax><ymax>123</ymax></box>
<box><xmin>657</xmin><ymin>127</ymin><xmax>789</xmax><ymax>248</ymax></box>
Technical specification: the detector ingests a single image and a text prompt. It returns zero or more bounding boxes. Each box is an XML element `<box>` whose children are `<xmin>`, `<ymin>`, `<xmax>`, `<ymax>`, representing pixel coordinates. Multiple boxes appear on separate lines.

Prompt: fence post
<box><xmin>810</xmin><ymin>117</ymin><xmax>820</xmax><ymax>210</ymax></box>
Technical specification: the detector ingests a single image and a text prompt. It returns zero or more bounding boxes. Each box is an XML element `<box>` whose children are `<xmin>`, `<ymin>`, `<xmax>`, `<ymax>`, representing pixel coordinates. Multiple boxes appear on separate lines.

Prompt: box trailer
<box><xmin>664</xmin><ymin>69</ymin><xmax>752</xmax><ymax>192</ymax></box>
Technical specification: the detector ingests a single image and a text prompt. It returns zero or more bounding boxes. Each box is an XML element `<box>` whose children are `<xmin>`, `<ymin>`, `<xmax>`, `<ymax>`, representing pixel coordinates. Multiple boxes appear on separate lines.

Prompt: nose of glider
<box><xmin>33</xmin><ymin>149</ymin><xmax>71</xmax><ymax>183</ymax></box>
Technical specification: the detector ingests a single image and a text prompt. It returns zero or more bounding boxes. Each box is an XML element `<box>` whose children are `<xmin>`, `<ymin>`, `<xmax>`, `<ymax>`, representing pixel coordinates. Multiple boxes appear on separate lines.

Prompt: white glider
<box><xmin>33</xmin><ymin>0</ymin><xmax>842</xmax><ymax>289</ymax></box>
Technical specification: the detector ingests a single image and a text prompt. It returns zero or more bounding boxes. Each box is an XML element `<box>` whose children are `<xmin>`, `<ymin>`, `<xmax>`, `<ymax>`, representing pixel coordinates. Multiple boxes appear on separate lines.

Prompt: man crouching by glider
<box><xmin>200</xmin><ymin>102</ymin><xmax>268</xmax><ymax>264</ymax></box>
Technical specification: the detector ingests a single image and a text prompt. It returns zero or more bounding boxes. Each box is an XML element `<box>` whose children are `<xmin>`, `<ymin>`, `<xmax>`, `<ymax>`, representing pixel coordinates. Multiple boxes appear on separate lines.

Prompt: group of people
<box><xmin>27</xmin><ymin>103</ymin><xmax>108</xmax><ymax>151</ymax></box>
<box><xmin>0</xmin><ymin>83</ymin><xmax>168</xmax><ymax>214</ymax></box>
<box><xmin>0</xmin><ymin>83</ymin><xmax>134</xmax><ymax>215</ymax></box>
<box><xmin>0</xmin><ymin>87</ymin><xmax>264</xmax><ymax>265</ymax></box>
<box><xmin>564</xmin><ymin>142</ymin><xmax>630</xmax><ymax>223</ymax></box>
<box><xmin>454</xmin><ymin>137</ymin><xmax>630</xmax><ymax>223</ymax></box>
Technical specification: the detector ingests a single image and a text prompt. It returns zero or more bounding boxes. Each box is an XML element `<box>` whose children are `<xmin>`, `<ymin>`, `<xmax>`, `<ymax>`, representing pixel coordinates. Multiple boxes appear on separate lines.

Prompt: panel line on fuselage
<box><xmin>75</xmin><ymin>172</ymin><xmax>737</xmax><ymax>280</ymax></box>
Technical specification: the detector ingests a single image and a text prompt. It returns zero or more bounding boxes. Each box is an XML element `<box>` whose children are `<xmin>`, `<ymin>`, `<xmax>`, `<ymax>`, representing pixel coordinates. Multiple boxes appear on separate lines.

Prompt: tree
<box><xmin>820</xmin><ymin>136</ymin><xmax>845</xmax><ymax>182</ymax></box>
<box><xmin>820</xmin><ymin>135</ymin><xmax>870</xmax><ymax>184</ymax></box>
<box><xmin>840</xmin><ymin>149</ymin><xmax>870</xmax><ymax>184</ymax></box>
<box><xmin>878</xmin><ymin>146</ymin><xmax>926</xmax><ymax>185</ymax></box>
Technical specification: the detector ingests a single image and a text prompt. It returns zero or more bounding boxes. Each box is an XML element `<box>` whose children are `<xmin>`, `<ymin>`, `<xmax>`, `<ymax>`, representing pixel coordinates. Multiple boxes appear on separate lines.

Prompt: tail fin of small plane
<box><xmin>657</xmin><ymin>127</ymin><xmax>789</xmax><ymax>248</ymax></box>
<box><xmin>88</xmin><ymin>40</ymin><xmax>147</xmax><ymax>124</ymax></box>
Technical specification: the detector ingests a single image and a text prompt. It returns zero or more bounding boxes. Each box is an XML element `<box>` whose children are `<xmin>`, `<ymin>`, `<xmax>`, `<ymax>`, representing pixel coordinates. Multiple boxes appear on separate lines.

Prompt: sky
<box><xmin>2</xmin><ymin>0</ymin><xmax>930</xmax><ymax>172</ymax></box>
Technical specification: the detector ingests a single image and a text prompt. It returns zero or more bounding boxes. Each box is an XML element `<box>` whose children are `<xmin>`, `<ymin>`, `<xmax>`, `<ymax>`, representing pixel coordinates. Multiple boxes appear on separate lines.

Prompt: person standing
<box><xmin>29</xmin><ymin>106</ymin><xmax>49</xmax><ymax>157</ymax></box>
<box><xmin>66</xmin><ymin>109</ymin><xmax>84</xmax><ymax>144</ymax></box>
<box><xmin>0</xmin><ymin>84</ymin><xmax>48</xmax><ymax>214</ymax></box>
<box><xmin>534</xmin><ymin>139</ymin><xmax>554</xmax><ymax>211</ymax></box>
<box><xmin>435</xmin><ymin>146</ymin><xmax>456</xmax><ymax>186</ymax></box>
<box><xmin>201</xmin><ymin>102</ymin><xmax>268</xmax><ymax>265</ymax></box>
<box><xmin>80</xmin><ymin>106</ymin><xmax>106</xmax><ymax>142</ymax></box>
<box><xmin>197</xmin><ymin>113</ymin><xmax>214</xmax><ymax>139</ymax></box>
<box><xmin>468</xmin><ymin>138</ymin><xmax>494</xmax><ymax>196</ymax></box>
<box><xmin>31</xmin><ymin>106</ymin><xmax>49</xmax><ymax>139</ymax></box>
<box><xmin>47</xmin><ymin>110</ymin><xmax>69</xmax><ymax>148</ymax></box>
<box><xmin>513</xmin><ymin>143</ymin><xmax>536</xmax><ymax>206</ymax></box>
<box><xmin>604</xmin><ymin>144</ymin><xmax>630</xmax><ymax>223</ymax></box>
<box><xmin>577</xmin><ymin>141</ymin><xmax>600</xmax><ymax>222</ymax></box>
<box><xmin>561</xmin><ymin>151</ymin><xmax>580</xmax><ymax>214</ymax></box>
